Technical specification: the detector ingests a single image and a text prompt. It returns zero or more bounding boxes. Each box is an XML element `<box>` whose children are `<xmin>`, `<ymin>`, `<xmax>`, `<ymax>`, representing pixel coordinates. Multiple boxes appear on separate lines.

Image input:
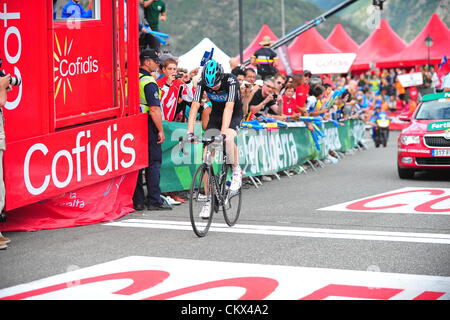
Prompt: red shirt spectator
<box><xmin>282</xmin><ymin>95</ymin><xmax>296</xmax><ymax>115</ymax></box>
<box><xmin>157</xmin><ymin>76</ymin><xmax>183</xmax><ymax>121</ymax></box>
<box><xmin>156</xmin><ymin>57</ymin><xmax>183</xmax><ymax>122</ymax></box>
<box><xmin>282</xmin><ymin>84</ymin><xmax>298</xmax><ymax>116</ymax></box>
<box><xmin>295</xmin><ymin>83</ymin><xmax>309</xmax><ymax>109</ymax></box>
<box><xmin>294</xmin><ymin>71</ymin><xmax>311</xmax><ymax>109</ymax></box>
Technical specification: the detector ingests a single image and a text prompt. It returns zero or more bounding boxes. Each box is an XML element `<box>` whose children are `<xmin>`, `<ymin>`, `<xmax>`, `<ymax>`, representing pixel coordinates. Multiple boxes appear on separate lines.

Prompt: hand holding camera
<box><xmin>241</xmin><ymin>80</ymin><xmax>251</xmax><ymax>89</ymax></box>
<box><xmin>264</xmin><ymin>94</ymin><xmax>274</xmax><ymax>104</ymax></box>
<box><xmin>0</xmin><ymin>74</ymin><xmax>11</xmax><ymax>91</ymax></box>
<box><xmin>0</xmin><ymin>59</ymin><xmax>21</xmax><ymax>87</ymax></box>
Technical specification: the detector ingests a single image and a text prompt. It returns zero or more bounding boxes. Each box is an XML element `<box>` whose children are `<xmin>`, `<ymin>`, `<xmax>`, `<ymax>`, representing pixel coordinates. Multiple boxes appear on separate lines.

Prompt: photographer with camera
<box><xmin>176</xmin><ymin>67</ymin><xmax>200</xmax><ymax>122</ymax></box>
<box><xmin>0</xmin><ymin>74</ymin><xmax>11</xmax><ymax>250</ymax></box>
<box><xmin>248</xmin><ymin>78</ymin><xmax>281</xmax><ymax>119</ymax></box>
<box><xmin>157</xmin><ymin>57</ymin><xmax>182</xmax><ymax>122</ymax></box>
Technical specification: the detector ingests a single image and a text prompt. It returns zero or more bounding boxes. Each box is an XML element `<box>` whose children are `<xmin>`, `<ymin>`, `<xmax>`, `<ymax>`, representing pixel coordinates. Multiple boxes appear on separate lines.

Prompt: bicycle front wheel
<box><xmin>189</xmin><ymin>164</ymin><xmax>214</xmax><ymax>237</ymax></box>
<box><xmin>222</xmin><ymin>165</ymin><xmax>242</xmax><ymax>227</ymax></box>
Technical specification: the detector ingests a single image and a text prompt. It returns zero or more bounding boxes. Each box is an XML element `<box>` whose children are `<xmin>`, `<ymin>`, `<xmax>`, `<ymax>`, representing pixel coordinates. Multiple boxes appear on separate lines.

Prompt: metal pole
<box><xmin>239</xmin><ymin>0</ymin><xmax>244</xmax><ymax>65</ymax></box>
<box><xmin>281</xmin><ymin>0</ymin><xmax>285</xmax><ymax>36</ymax></box>
<box><xmin>242</xmin><ymin>0</ymin><xmax>360</xmax><ymax>65</ymax></box>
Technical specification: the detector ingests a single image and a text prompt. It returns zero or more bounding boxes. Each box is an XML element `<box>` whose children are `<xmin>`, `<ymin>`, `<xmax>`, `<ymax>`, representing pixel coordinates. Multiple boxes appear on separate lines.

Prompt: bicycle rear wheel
<box><xmin>222</xmin><ymin>165</ymin><xmax>242</xmax><ymax>227</ymax></box>
<box><xmin>189</xmin><ymin>164</ymin><xmax>214</xmax><ymax>237</ymax></box>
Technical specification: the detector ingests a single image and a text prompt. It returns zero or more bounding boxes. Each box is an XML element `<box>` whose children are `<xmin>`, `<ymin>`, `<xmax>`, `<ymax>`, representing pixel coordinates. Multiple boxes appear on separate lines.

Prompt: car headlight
<box><xmin>400</xmin><ymin>135</ymin><xmax>420</xmax><ymax>145</ymax></box>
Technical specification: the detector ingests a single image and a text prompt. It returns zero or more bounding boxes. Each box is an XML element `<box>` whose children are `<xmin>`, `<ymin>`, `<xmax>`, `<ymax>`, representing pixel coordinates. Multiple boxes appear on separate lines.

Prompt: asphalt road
<box><xmin>1</xmin><ymin>130</ymin><xmax>449</xmax><ymax>300</ymax></box>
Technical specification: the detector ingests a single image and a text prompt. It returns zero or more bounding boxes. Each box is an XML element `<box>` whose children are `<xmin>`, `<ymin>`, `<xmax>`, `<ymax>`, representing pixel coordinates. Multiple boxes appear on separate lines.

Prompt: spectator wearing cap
<box><xmin>250</xmin><ymin>36</ymin><xmax>279</xmax><ymax>80</ymax></box>
<box><xmin>133</xmin><ymin>49</ymin><xmax>172</xmax><ymax>211</ymax></box>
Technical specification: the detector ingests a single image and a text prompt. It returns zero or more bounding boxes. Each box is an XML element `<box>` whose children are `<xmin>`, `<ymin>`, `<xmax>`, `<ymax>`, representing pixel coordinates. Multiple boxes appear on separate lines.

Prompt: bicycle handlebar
<box><xmin>178</xmin><ymin>134</ymin><xmax>226</xmax><ymax>154</ymax></box>
<box><xmin>179</xmin><ymin>134</ymin><xmax>226</xmax><ymax>144</ymax></box>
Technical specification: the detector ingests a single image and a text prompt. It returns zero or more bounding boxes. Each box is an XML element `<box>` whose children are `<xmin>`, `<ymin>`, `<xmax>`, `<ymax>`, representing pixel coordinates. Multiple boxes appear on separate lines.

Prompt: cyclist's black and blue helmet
<box><xmin>202</xmin><ymin>59</ymin><xmax>224</xmax><ymax>88</ymax></box>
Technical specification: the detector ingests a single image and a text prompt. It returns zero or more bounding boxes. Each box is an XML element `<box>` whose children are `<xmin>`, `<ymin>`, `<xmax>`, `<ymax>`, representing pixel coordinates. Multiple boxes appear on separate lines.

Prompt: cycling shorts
<box><xmin>205</xmin><ymin>109</ymin><xmax>243</xmax><ymax>133</ymax></box>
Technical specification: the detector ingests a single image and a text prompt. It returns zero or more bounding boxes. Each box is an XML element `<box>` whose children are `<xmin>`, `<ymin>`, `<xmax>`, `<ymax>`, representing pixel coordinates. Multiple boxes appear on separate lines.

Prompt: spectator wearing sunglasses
<box><xmin>248</xmin><ymin>78</ymin><xmax>280</xmax><ymax>119</ymax></box>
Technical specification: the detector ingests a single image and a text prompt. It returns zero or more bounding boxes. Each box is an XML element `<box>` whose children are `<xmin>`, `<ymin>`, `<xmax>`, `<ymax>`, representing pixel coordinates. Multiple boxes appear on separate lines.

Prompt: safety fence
<box><xmin>160</xmin><ymin>119</ymin><xmax>366</xmax><ymax>192</ymax></box>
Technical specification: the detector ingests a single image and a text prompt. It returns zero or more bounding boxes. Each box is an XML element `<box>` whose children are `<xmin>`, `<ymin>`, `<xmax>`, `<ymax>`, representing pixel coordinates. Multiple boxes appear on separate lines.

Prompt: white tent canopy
<box><xmin>178</xmin><ymin>38</ymin><xmax>231</xmax><ymax>73</ymax></box>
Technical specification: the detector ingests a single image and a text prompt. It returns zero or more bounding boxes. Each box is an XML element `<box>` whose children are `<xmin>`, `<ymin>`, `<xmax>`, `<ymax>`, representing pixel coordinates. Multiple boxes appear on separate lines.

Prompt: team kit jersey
<box><xmin>156</xmin><ymin>76</ymin><xmax>196</xmax><ymax>122</ymax></box>
<box><xmin>252</xmin><ymin>47</ymin><xmax>278</xmax><ymax>78</ymax></box>
<box><xmin>157</xmin><ymin>77</ymin><xmax>183</xmax><ymax>121</ymax></box>
<box><xmin>193</xmin><ymin>74</ymin><xmax>243</xmax><ymax>131</ymax></box>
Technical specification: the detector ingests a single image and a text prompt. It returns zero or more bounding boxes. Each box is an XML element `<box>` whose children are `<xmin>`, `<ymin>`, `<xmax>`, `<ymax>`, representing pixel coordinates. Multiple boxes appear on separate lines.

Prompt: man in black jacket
<box><xmin>250</xmin><ymin>36</ymin><xmax>279</xmax><ymax>80</ymax></box>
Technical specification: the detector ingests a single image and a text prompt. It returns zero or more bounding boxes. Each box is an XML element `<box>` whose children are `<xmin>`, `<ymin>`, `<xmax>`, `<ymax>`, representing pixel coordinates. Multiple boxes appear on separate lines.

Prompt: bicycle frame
<box><xmin>203</xmin><ymin>138</ymin><xmax>229</xmax><ymax>207</ymax></box>
<box><xmin>178</xmin><ymin>134</ymin><xmax>231</xmax><ymax>207</ymax></box>
<box><xmin>180</xmin><ymin>133</ymin><xmax>242</xmax><ymax>237</ymax></box>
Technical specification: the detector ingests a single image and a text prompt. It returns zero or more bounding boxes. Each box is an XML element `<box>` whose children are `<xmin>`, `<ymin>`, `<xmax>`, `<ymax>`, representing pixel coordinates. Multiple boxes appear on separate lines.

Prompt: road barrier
<box><xmin>160</xmin><ymin>119</ymin><xmax>366</xmax><ymax>192</ymax></box>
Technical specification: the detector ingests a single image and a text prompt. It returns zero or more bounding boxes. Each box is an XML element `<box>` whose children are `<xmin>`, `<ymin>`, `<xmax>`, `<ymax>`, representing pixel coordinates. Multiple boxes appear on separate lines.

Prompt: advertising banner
<box><xmin>0</xmin><ymin>1</ymin><xmax>49</xmax><ymax>142</ymax></box>
<box><xmin>303</xmin><ymin>53</ymin><xmax>357</xmax><ymax>74</ymax></box>
<box><xmin>2</xmin><ymin>171</ymin><xmax>138</xmax><ymax>232</ymax></box>
<box><xmin>52</xmin><ymin>1</ymin><xmax>115</xmax><ymax>128</ymax></box>
<box><xmin>159</xmin><ymin>119</ymin><xmax>365</xmax><ymax>192</ymax></box>
<box><xmin>4</xmin><ymin>114</ymin><xmax>148</xmax><ymax>210</ymax></box>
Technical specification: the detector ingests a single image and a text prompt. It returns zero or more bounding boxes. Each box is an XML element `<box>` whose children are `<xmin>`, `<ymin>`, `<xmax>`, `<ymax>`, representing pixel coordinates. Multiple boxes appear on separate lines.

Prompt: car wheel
<box><xmin>398</xmin><ymin>166</ymin><xmax>415</xmax><ymax>179</ymax></box>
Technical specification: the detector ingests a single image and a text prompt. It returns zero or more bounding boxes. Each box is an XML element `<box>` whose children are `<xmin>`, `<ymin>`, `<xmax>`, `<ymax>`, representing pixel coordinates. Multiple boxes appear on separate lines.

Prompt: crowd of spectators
<box><xmin>136</xmin><ymin>2</ymin><xmax>446</xmax><ymax>203</ymax></box>
<box><xmin>142</xmin><ymin>57</ymin><xmax>441</xmax><ymax>134</ymax></box>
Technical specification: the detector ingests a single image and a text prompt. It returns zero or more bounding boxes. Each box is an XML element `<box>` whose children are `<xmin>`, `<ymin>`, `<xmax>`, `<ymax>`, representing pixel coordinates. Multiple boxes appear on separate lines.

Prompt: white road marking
<box><xmin>318</xmin><ymin>187</ymin><xmax>450</xmax><ymax>215</ymax></box>
<box><xmin>104</xmin><ymin>219</ymin><xmax>450</xmax><ymax>245</ymax></box>
<box><xmin>1</xmin><ymin>256</ymin><xmax>449</xmax><ymax>300</ymax></box>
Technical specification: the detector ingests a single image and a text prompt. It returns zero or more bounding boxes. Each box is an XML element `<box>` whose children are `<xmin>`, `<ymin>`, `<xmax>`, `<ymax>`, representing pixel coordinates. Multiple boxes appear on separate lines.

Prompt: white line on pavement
<box><xmin>104</xmin><ymin>219</ymin><xmax>450</xmax><ymax>245</ymax></box>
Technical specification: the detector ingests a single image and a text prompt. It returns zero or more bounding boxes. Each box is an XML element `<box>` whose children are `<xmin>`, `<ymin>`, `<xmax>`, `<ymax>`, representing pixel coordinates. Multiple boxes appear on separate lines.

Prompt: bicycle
<box><xmin>179</xmin><ymin>134</ymin><xmax>242</xmax><ymax>237</ymax></box>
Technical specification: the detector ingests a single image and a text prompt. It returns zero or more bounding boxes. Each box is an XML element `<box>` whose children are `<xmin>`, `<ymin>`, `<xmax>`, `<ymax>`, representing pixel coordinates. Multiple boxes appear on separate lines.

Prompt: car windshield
<box><xmin>415</xmin><ymin>99</ymin><xmax>450</xmax><ymax>120</ymax></box>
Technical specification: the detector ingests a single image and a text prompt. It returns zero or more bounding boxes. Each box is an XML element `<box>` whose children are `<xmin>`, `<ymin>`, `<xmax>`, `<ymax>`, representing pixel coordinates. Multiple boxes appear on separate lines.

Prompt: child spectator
<box><xmin>282</xmin><ymin>84</ymin><xmax>301</xmax><ymax>119</ymax></box>
<box><xmin>307</xmin><ymin>85</ymin><xmax>327</xmax><ymax>117</ymax></box>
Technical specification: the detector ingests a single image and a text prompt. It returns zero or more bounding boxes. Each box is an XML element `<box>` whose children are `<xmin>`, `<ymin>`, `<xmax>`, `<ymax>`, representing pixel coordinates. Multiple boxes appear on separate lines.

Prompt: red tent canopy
<box><xmin>378</xmin><ymin>14</ymin><xmax>450</xmax><ymax>69</ymax></box>
<box><xmin>288</xmin><ymin>27</ymin><xmax>341</xmax><ymax>73</ymax></box>
<box><xmin>351</xmin><ymin>19</ymin><xmax>407</xmax><ymax>71</ymax></box>
<box><xmin>326</xmin><ymin>24</ymin><xmax>359</xmax><ymax>53</ymax></box>
<box><xmin>236</xmin><ymin>24</ymin><xmax>279</xmax><ymax>62</ymax></box>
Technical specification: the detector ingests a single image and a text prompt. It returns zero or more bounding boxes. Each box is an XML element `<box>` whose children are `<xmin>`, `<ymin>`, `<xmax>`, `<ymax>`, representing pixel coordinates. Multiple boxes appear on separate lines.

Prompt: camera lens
<box><xmin>9</xmin><ymin>76</ymin><xmax>21</xmax><ymax>86</ymax></box>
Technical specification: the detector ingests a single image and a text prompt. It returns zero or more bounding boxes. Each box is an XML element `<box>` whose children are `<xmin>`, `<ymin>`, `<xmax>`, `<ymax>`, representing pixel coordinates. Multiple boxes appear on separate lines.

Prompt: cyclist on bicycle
<box><xmin>187</xmin><ymin>59</ymin><xmax>243</xmax><ymax>218</ymax></box>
